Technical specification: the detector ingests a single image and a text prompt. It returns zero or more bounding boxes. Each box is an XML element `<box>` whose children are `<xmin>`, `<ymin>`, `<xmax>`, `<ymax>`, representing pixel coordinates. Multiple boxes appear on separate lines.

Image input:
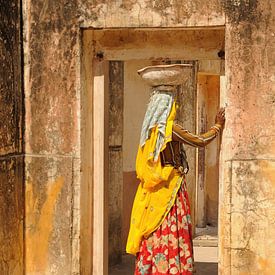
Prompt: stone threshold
<box><xmin>193</xmin><ymin>226</ymin><xmax>218</xmax><ymax>247</ymax></box>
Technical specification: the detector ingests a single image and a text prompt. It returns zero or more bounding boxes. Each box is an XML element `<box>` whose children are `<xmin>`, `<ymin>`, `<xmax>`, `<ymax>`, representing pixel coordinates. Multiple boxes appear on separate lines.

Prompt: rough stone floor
<box><xmin>110</xmin><ymin>226</ymin><xmax>218</xmax><ymax>275</ymax></box>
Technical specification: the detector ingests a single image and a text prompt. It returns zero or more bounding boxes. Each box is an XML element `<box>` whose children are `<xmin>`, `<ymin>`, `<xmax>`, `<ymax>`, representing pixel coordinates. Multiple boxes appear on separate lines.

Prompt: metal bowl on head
<box><xmin>137</xmin><ymin>64</ymin><xmax>193</xmax><ymax>87</ymax></box>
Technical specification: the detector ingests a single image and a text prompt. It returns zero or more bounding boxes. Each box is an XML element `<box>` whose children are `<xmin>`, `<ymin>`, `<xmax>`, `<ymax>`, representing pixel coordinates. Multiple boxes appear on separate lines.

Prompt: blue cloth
<box><xmin>139</xmin><ymin>89</ymin><xmax>175</xmax><ymax>161</ymax></box>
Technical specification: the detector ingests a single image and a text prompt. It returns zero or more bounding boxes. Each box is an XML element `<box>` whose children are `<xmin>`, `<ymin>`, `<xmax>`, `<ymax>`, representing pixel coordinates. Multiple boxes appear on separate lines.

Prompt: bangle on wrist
<box><xmin>211</xmin><ymin>125</ymin><xmax>221</xmax><ymax>134</ymax></box>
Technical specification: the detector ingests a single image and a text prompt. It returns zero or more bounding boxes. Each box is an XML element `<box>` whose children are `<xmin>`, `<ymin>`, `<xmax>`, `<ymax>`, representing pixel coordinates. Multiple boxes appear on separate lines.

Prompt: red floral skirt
<box><xmin>134</xmin><ymin>178</ymin><xmax>194</xmax><ymax>275</ymax></box>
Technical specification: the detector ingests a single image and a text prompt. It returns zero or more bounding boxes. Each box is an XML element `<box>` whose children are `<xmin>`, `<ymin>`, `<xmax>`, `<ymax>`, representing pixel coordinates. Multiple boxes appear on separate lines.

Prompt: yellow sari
<box><xmin>126</xmin><ymin>101</ymin><xmax>185</xmax><ymax>255</ymax></box>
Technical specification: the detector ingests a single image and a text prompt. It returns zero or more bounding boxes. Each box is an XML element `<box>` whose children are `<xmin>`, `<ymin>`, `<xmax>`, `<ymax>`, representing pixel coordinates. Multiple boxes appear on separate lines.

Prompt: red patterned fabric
<box><xmin>134</xmin><ymin>179</ymin><xmax>194</xmax><ymax>275</ymax></box>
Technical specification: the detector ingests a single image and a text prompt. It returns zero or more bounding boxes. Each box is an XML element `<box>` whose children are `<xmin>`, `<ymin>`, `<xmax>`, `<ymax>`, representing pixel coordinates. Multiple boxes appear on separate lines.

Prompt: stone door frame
<box><xmin>80</xmin><ymin>27</ymin><xmax>225</xmax><ymax>275</ymax></box>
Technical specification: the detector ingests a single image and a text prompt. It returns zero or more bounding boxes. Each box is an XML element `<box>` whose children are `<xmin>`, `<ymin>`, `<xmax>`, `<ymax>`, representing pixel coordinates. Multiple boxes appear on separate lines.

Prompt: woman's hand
<box><xmin>215</xmin><ymin>107</ymin><xmax>226</xmax><ymax>126</ymax></box>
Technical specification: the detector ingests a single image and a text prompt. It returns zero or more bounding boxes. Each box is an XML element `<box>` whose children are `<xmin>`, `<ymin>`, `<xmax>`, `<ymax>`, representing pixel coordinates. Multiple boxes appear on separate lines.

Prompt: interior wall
<box><xmin>205</xmin><ymin>76</ymin><xmax>220</xmax><ymax>226</ymax></box>
<box><xmin>197</xmin><ymin>75</ymin><xmax>220</xmax><ymax>227</ymax></box>
<box><xmin>196</xmin><ymin>75</ymin><xmax>207</xmax><ymax>228</ymax></box>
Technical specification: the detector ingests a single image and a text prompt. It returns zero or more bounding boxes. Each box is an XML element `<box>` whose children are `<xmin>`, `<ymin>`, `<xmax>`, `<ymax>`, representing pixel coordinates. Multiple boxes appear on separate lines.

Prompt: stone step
<box><xmin>193</xmin><ymin>237</ymin><xmax>218</xmax><ymax>247</ymax></box>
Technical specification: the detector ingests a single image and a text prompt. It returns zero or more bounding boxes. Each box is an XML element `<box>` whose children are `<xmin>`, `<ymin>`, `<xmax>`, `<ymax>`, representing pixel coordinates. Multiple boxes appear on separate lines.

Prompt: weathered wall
<box><xmin>79</xmin><ymin>0</ymin><xmax>224</xmax><ymax>28</ymax></box>
<box><xmin>22</xmin><ymin>0</ymin><xmax>225</xmax><ymax>273</ymax></box>
<box><xmin>20</xmin><ymin>0</ymin><xmax>275</xmax><ymax>274</ymax></box>
<box><xmin>219</xmin><ymin>0</ymin><xmax>275</xmax><ymax>274</ymax></box>
<box><xmin>0</xmin><ymin>0</ymin><xmax>24</xmax><ymax>274</ymax></box>
<box><xmin>23</xmin><ymin>0</ymin><xmax>81</xmax><ymax>273</ymax></box>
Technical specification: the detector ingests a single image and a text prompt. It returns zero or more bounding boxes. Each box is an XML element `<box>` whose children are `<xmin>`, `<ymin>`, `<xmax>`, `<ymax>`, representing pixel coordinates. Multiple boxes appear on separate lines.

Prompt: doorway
<box><xmin>80</xmin><ymin>27</ymin><xmax>225</xmax><ymax>274</ymax></box>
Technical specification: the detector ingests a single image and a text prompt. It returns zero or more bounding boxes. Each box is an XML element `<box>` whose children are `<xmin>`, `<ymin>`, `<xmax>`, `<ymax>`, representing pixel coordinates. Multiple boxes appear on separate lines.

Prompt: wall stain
<box><xmin>257</xmin><ymin>257</ymin><xmax>275</xmax><ymax>274</ymax></box>
<box><xmin>25</xmin><ymin>177</ymin><xmax>64</xmax><ymax>273</ymax></box>
<box><xmin>222</xmin><ymin>0</ymin><xmax>261</xmax><ymax>24</ymax></box>
<box><xmin>260</xmin><ymin>160</ymin><xmax>275</xmax><ymax>188</ymax></box>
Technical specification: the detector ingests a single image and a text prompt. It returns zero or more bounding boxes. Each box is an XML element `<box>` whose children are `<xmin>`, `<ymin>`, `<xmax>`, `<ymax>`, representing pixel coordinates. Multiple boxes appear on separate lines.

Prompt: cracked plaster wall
<box><xmin>22</xmin><ymin>0</ymin><xmax>225</xmax><ymax>273</ymax></box>
<box><xmin>219</xmin><ymin>1</ymin><xmax>275</xmax><ymax>274</ymax></box>
<box><xmin>11</xmin><ymin>0</ymin><xmax>274</xmax><ymax>274</ymax></box>
<box><xmin>79</xmin><ymin>0</ymin><xmax>224</xmax><ymax>28</ymax></box>
<box><xmin>22</xmin><ymin>0</ymin><xmax>80</xmax><ymax>274</ymax></box>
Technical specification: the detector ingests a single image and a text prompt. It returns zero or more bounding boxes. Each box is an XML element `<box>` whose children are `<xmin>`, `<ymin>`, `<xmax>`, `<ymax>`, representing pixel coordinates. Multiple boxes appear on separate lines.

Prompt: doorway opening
<box><xmin>81</xmin><ymin>27</ymin><xmax>225</xmax><ymax>274</ymax></box>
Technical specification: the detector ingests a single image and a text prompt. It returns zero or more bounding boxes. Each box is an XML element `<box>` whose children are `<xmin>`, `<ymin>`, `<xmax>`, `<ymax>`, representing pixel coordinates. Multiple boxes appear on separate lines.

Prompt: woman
<box><xmin>126</xmin><ymin>72</ymin><xmax>225</xmax><ymax>275</ymax></box>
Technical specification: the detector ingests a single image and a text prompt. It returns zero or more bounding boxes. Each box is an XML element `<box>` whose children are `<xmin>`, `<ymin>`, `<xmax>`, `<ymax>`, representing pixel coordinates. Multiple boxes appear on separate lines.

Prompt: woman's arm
<box><xmin>172</xmin><ymin>107</ymin><xmax>225</xmax><ymax>148</ymax></box>
<box><xmin>172</xmin><ymin>123</ymin><xmax>222</xmax><ymax>147</ymax></box>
